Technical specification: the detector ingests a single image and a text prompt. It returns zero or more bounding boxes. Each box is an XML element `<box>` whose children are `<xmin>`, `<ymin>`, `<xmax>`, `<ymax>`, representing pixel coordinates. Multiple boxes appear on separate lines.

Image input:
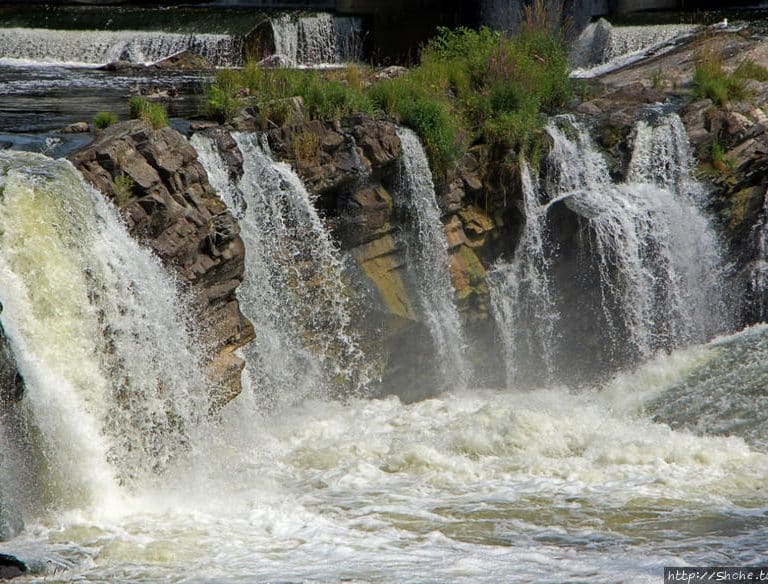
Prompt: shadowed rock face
<box><xmin>70</xmin><ymin>120</ymin><xmax>255</xmax><ymax>407</ymax></box>
<box><xmin>0</xmin><ymin>553</ymin><xmax>26</xmax><ymax>580</ymax></box>
<box><xmin>0</xmin><ymin>319</ymin><xmax>24</xmax><ymax>408</ymax></box>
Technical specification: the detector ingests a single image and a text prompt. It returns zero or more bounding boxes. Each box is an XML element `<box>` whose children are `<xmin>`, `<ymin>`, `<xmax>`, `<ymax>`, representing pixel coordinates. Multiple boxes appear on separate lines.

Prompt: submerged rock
<box><xmin>70</xmin><ymin>120</ymin><xmax>255</xmax><ymax>407</ymax></box>
<box><xmin>0</xmin><ymin>554</ymin><xmax>26</xmax><ymax>580</ymax></box>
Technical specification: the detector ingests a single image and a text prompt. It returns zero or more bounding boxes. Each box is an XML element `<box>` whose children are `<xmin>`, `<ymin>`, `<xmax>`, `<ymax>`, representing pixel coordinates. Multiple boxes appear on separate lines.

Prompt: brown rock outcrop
<box><xmin>70</xmin><ymin>120</ymin><xmax>254</xmax><ymax>407</ymax></box>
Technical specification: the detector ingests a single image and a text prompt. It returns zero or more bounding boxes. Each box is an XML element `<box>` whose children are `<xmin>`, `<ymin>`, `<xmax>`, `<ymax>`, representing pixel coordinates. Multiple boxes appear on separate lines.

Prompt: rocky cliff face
<box><xmin>261</xmin><ymin>114</ymin><xmax>509</xmax><ymax>390</ymax></box>
<box><xmin>69</xmin><ymin>120</ymin><xmax>255</xmax><ymax>407</ymax></box>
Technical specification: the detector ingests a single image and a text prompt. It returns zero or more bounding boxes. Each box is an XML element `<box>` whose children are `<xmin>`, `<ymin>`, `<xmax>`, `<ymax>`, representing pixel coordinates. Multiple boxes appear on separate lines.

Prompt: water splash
<box><xmin>270</xmin><ymin>14</ymin><xmax>363</xmax><ymax>66</ymax></box>
<box><xmin>0</xmin><ymin>27</ymin><xmax>242</xmax><ymax>66</ymax></box>
<box><xmin>0</xmin><ymin>150</ymin><xmax>210</xmax><ymax>500</ymax></box>
<box><xmin>395</xmin><ymin>128</ymin><xmax>471</xmax><ymax>390</ymax></box>
<box><xmin>192</xmin><ymin>132</ymin><xmax>367</xmax><ymax>411</ymax></box>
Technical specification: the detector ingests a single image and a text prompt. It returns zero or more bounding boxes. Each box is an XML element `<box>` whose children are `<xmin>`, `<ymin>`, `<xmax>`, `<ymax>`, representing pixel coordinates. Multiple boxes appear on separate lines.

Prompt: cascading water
<box><xmin>0</xmin><ymin>125</ymin><xmax>766</xmax><ymax>584</ymax></box>
<box><xmin>0</xmin><ymin>27</ymin><xmax>242</xmax><ymax>66</ymax></box>
<box><xmin>395</xmin><ymin>128</ymin><xmax>471</xmax><ymax>390</ymax></box>
<box><xmin>748</xmin><ymin>195</ymin><xmax>768</xmax><ymax>322</ymax></box>
<box><xmin>270</xmin><ymin>14</ymin><xmax>362</xmax><ymax>66</ymax></box>
<box><xmin>489</xmin><ymin>114</ymin><xmax>728</xmax><ymax>384</ymax></box>
<box><xmin>570</xmin><ymin>19</ymin><xmax>699</xmax><ymax>76</ymax></box>
<box><xmin>488</xmin><ymin>162</ymin><xmax>559</xmax><ymax>385</ymax></box>
<box><xmin>191</xmin><ymin>132</ymin><xmax>367</xmax><ymax>410</ymax></box>
<box><xmin>0</xmin><ymin>150</ymin><xmax>210</xmax><ymax>503</ymax></box>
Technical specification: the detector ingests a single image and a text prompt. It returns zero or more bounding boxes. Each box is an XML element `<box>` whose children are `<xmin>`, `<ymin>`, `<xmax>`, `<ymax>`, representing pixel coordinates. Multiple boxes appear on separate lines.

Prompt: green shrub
<box><xmin>93</xmin><ymin>111</ymin><xmax>118</xmax><ymax>129</ymax></box>
<box><xmin>202</xmin><ymin>18</ymin><xmax>571</xmax><ymax>175</ymax></box>
<box><xmin>113</xmin><ymin>174</ymin><xmax>135</xmax><ymax>207</ymax></box>
<box><xmin>129</xmin><ymin>97</ymin><xmax>168</xmax><ymax>129</ymax></box>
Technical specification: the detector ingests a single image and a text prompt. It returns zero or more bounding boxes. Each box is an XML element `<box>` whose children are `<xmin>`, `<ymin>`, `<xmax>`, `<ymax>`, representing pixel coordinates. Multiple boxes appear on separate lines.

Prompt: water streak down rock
<box><xmin>70</xmin><ymin>121</ymin><xmax>255</xmax><ymax>407</ymax></box>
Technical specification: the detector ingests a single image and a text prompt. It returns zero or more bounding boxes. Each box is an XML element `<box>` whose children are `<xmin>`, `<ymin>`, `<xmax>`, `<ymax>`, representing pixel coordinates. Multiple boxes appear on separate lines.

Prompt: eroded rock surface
<box><xmin>70</xmin><ymin>120</ymin><xmax>255</xmax><ymax>406</ymax></box>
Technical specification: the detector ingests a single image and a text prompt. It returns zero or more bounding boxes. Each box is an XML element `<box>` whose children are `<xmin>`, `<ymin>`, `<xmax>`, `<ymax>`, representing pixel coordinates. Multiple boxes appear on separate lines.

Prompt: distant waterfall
<box><xmin>192</xmin><ymin>132</ymin><xmax>367</xmax><ymax>411</ymax></box>
<box><xmin>270</xmin><ymin>14</ymin><xmax>362</xmax><ymax>66</ymax></box>
<box><xmin>0</xmin><ymin>27</ymin><xmax>242</xmax><ymax>66</ymax></box>
<box><xmin>489</xmin><ymin>114</ymin><xmax>728</xmax><ymax>384</ymax></box>
<box><xmin>0</xmin><ymin>151</ymin><xmax>210</xmax><ymax>499</ymax></box>
<box><xmin>570</xmin><ymin>19</ymin><xmax>698</xmax><ymax>74</ymax></box>
<box><xmin>395</xmin><ymin>128</ymin><xmax>471</xmax><ymax>390</ymax></box>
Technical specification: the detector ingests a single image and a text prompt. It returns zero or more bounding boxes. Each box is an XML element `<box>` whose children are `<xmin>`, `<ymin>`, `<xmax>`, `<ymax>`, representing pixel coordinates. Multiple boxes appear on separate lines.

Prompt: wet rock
<box><xmin>0</xmin><ymin>314</ymin><xmax>24</xmax><ymax>407</ymax></box>
<box><xmin>100</xmin><ymin>60</ymin><xmax>146</xmax><ymax>72</ymax></box>
<box><xmin>61</xmin><ymin>122</ymin><xmax>90</xmax><ymax>134</ymax></box>
<box><xmin>69</xmin><ymin>120</ymin><xmax>255</xmax><ymax>407</ymax></box>
<box><xmin>267</xmin><ymin>115</ymin><xmax>401</xmax><ymax>196</ymax></box>
<box><xmin>0</xmin><ymin>554</ymin><xmax>26</xmax><ymax>580</ymax></box>
<box><xmin>153</xmin><ymin>50</ymin><xmax>213</xmax><ymax>71</ymax></box>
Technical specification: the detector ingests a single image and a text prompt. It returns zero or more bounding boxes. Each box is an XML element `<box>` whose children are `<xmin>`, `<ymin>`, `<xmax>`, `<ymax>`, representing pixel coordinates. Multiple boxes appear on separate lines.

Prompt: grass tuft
<box><xmin>129</xmin><ymin>96</ymin><xmax>169</xmax><ymax>129</ymax></box>
<box><xmin>93</xmin><ymin>111</ymin><xmax>118</xmax><ymax>129</ymax></box>
<box><xmin>693</xmin><ymin>49</ymin><xmax>748</xmax><ymax>106</ymax></box>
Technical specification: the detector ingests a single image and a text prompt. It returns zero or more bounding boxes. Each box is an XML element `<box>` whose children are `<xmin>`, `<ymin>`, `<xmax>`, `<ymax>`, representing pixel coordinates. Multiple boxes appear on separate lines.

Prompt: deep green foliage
<box><xmin>93</xmin><ymin>111</ymin><xmax>118</xmax><ymax>129</ymax></box>
<box><xmin>129</xmin><ymin>97</ymin><xmax>169</xmax><ymax>129</ymax></box>
<box><xmin>204</xmin><ymin>23</ymin><xmax>571</xmax><ymax>175</ymax></box>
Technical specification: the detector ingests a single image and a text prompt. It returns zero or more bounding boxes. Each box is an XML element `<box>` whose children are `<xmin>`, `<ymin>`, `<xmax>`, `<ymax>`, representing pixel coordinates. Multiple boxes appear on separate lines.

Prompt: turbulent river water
<box><xmin>2</xmin><ymin>325</ymin><xmax>768</xmax><ymax>583</ymax></box>
<box><xmin>1</xmin><ymin>9</ymin><xmax>768</xmax><ymax>584</ymax></box>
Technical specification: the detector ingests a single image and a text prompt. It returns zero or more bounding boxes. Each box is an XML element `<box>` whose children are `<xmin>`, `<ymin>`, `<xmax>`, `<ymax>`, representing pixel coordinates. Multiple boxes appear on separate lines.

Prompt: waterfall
<box><xmin>192</xmin><ymin>132</ymin><xmax>367</xmax><ymax>411</ymax></box>
<box><xmin>488</xmin><ymin>162</ymin><xmax>558</xmax><ymax>385</ymax></box>
<box><xmin>749</xmin><ymin>196</ymin><xmax>768</xmax><ymax>322</ymax></box>
<box><xmin>0</xmin><ymin>27</ymin><xmax>242</xmax><ymax>66</ymax></box>
<box><xmin>489</xmin><ymin>114</ymin><xmax>727</xmax><ymax>384</ymax></box>
<box><xmin>395</xmin><ymin>128</ymin><xmax>471</xmax><ymax>390</ymax></box>
<box><xmin>0</xmin><ymin>151</ymin><xmax>211</xmax><ymax>503</ymax></box>
<box><xmin>270</xmin><ymin>14</ymin><xmax>362</xmax><ymax>66</ymax></box>
<box><xmin>570</xmin><ymin>19</ymin><xmax>699</xmax><ymax>75</ymax></box>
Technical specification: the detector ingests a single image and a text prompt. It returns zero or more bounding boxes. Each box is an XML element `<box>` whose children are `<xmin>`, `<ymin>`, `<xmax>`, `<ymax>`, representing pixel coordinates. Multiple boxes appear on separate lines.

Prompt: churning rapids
<box><xmin>0</xmin><ymin>120</ymin><xmax>767</xmax><ymax>580</ymax></box>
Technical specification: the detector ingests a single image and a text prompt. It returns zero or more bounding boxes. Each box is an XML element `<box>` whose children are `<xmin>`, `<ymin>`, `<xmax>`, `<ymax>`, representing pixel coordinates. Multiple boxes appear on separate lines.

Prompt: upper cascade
<box><xmin>0</xmin><ymin>27</ymin><xmax>242</xmax><ymax>66</ymax></box>
<box><xmin>570</xmin><ymin>18</ymin><xmax>699</xmax><ymax>74</ymax></box>
<box><xmin>269</xmin><ymin>13</ymin><xmax>362</xmax><ymax>66</ymax></box>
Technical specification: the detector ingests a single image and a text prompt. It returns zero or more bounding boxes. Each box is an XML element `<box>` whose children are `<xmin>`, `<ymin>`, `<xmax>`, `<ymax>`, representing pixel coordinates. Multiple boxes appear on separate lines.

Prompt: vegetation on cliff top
<box><xmin>205</xmin><ymin>4</ymin><xmax>571</xmax><ymax>176</ymax></box>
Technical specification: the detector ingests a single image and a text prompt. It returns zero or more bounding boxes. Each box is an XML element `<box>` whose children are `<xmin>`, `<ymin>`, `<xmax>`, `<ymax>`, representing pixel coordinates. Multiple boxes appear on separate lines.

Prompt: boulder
<box><xmin>61</xmin><ymin>122</ymin><xmax>90</xmax><ymax>134</ymax></box>
<box><xmin>69</xmin><ymin>120</ymin><xmax>255</xmax><ymax>407</ymax></box>
<box><xmin>0</xmin><ymin>554</ymin><xmax>26</xmax><ymax>580</ymax></box>
<box><xmin>153</xmin><ymin>51</ymin><xmax>213</xmax><ymax>71</ymax></box>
